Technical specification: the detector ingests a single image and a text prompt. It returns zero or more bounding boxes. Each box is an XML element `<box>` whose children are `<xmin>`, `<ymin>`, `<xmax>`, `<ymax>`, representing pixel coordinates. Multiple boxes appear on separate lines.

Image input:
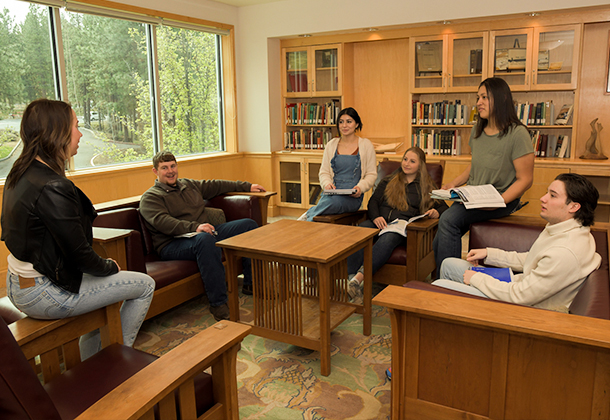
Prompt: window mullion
<box><xmin>146</xmin><ymin>24</ymin><xmax>162</xmax><ymax>154</ymax></box>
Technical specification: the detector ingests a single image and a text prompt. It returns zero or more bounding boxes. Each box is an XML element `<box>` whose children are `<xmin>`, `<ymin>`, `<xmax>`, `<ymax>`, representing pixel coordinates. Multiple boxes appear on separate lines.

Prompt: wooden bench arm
<box><xmin>76</xmin><ymin>321</ymin><xmax>252</xmax><ymax>420</ymax></box>
<box><xmin>313</xmin><ymin>210</ymin><xmax>368</xmax><ymax>225</ymax></box>
<box><xmin>405</xmin><ymin>217</ymin><xmax>439</xmax><ymax>232</ymax></box>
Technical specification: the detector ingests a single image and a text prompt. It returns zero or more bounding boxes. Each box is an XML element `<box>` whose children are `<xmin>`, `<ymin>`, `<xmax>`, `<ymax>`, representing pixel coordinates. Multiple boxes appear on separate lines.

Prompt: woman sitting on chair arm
<box><xmin>1</xmin><ymin>99</ymin><xmax>155</xmax><ymax>359</ymax></box>
<box><xmin>346</xmin><ymin>147</ymin><xmax>448</xmax><ymax>302</ymax></box>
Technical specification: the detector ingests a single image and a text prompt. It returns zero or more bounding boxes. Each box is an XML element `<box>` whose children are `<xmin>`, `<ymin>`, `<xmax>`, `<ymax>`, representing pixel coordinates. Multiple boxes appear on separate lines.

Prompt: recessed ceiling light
<box><xmin>528</xmin><ymin>12</ymin><xmax>540</xmax><ymax>16</ymax></box>
<box><xmin>440</xmin><ymin>20</ymin><xmax>451</xmax><ymax>25</ymax></box>
<box><xmin>364</xmin><ymin>28</ymin><xmax>378</xmax><ymax>32</ymax></box>
<box><xmin>299</xmin><ymin>34</ymin><xmax>311</xmax><ymax>38</ymax></box>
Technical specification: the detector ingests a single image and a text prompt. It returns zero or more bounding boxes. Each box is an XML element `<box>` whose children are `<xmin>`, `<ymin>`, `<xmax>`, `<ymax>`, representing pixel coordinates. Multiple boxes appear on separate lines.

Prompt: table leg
<box><xmin>318</xmin><ymin>263</ymin><xmax>331</xmax><ymax>376</ymax></box>
<box><xmin>224</xmin><ymin>250</ymin><xmax>240</xmax><ymax>322</ymax></box>
<box><xmin>362</xmin><ymin>238</ymin><xmax>373</xmax><ymax>336</ymax></box>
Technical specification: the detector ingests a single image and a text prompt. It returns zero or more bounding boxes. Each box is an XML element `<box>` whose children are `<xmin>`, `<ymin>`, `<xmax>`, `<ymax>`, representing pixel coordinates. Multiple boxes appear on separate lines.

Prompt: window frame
<box><xmin>4</xmin><ymin>0</ymin><xmax>237</xmax><ymax>174</ymax></box>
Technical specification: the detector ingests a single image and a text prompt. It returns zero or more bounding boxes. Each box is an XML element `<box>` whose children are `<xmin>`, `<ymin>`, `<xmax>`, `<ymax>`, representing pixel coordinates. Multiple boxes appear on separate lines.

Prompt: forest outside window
<box><xmin>0</xmin><ymin>0</ymin><xmax>226</xmax><ymax>177</ymax></box>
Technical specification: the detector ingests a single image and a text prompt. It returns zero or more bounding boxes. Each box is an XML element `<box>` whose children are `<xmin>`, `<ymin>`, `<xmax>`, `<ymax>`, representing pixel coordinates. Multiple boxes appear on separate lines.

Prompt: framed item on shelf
<box><xmin>416</xmin><ymin>42</ymin><xmax>442</xmax><ymax>74</ymax></box>
<box><xmin>538</xmin><ymin>50</ymin><xmax>550</xmax><ymax>70</ymax></box>
<box><xmin>507</xmin><ymin>39</ymin><xmax>526</xmax><ymax>71</ymax></box>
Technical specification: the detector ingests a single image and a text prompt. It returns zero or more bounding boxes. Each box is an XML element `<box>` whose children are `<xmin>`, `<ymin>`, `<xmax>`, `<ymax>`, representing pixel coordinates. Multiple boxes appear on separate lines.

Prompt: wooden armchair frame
<box><xmin>9</xmin><ymin>304</ymin><xmax>251</xmax><ymax>420</ymax></box>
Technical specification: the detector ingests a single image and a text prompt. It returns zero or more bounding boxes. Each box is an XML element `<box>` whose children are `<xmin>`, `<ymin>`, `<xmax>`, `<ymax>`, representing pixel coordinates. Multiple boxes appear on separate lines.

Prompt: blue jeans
<box><xmin>432</xmin><ymin>199</ymin><xmax>520</xmax><ymax>274</ymax></box>
<box><xmin>347</xmin><ymin>220</ymin><xmax>406</xmax><ymax>275</ymax></box>
<box><xmin>431</xmin><ymin>257</ymin><xmax>489</xmax><ymax>298</ymax></box>
<box><xmin>159</xmin><ymin>218</ymin><xmax>258</xmax><ymax>307</ymax></box>
<box><xmin>7</xmin><ymin>269</ymin><xmax>155</xmax><ymax>359</ymax></box>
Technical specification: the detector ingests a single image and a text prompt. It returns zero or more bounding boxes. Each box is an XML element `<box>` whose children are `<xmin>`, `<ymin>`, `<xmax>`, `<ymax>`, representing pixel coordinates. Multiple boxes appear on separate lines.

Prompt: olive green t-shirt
<box><xmin>468</xmin><ymin>125</ymin><xmax>534</xmax><ymax>194</ymax></box>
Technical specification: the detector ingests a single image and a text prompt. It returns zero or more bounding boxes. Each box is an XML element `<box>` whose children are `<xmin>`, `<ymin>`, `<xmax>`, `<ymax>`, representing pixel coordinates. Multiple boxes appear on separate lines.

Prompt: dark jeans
<box><xmin>347</xmin><ymin>220</ymin><xmax>406</xmax><ymax>275</ymax></box>
<box><xmin>432</xmin><ymin>199</ymin><xmax>521</xmax><ymax>274</ymax></box>
<box><xmin>159</xmin><ymin>218</ymin><xmax>258</xmax><ymax>307</ymax></box>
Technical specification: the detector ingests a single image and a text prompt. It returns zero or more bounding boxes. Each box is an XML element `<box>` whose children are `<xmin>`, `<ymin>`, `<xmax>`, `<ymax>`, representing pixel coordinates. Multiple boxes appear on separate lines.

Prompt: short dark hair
<box><xmin>335</xmin><ymin>107</ymin><xmax>363</xmax><ymax>133</ymax></box>
<box><xmin>152</xmin><ymin>151</ymin><xmax>177</xmax><ymax>170</ymax></box>
<box><xmin>555</xmin><ymin>173</ymin><xmax>598</xmax><ymax>226</ymax></box>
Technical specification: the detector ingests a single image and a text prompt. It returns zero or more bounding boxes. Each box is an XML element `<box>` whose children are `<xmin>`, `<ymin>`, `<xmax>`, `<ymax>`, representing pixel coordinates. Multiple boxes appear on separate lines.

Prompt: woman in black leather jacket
<box><xmin>1</xmin><ymin>99</ymin><xmax>155</xmax><ymax>359</ymax></box>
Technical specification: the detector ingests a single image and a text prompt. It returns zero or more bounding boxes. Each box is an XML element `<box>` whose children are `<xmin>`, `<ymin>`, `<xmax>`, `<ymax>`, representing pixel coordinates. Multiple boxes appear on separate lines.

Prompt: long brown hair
<box><xmin>474</xmin><ymin>77</ymin><xmax>524</xmax><ymax>139</ymax></box>
<box><xmin>384</xmin><ymin>147</ymin><xmax>438</xmax><ymax>213</ymax></box>
<box><xmin>5</xmin><ymin>99</ymin><xmax>73</xmax><ymax>189</ymax></box>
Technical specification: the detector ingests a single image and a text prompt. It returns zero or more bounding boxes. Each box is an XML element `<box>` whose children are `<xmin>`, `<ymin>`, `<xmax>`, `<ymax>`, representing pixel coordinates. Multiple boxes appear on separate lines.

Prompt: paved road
<box><xmin>0</xmin><ymin>119</ymin><xmax>138</xmax><ymax>177</ymax></box>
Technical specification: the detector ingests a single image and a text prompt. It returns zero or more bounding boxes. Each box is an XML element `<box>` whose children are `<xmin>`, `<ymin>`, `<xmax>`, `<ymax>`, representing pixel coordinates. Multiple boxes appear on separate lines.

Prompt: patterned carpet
<box><xmin>134</xmin><ymin>289</ymin><xmax>392</xmax><ymax>420</ymax></box>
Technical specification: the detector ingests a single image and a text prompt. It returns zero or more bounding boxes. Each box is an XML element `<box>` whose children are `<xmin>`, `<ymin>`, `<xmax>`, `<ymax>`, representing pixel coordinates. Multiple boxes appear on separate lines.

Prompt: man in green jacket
<box><xmin>140</xmin><ymin>151</ymin><xmax>266</xmax><ymax>321</ymax></box>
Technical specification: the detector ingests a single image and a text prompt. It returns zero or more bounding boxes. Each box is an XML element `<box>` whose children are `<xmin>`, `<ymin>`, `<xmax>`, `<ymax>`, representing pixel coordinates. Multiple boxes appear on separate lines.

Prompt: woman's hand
<box><xmin>325</xmin><ymin>183</ymin><xmax>335</xmax><ymax>190</ymax></box>
<box><xmin>351</xmin><ymin>186</ymin><xmax>362</xmax><ymax>198</ymax></box>
<box><xmin>466</xmin><ymin>248</ymin><xmax>487</xmax><ymax>266</ymax></box>
<box><xmin>373</xmin><ymin>217</ymin><xmax>387</xmax><ymax>230</ymax></box>
<box><xmin>108</xmin><ymin>258</ymin><xmax>121</xmax><ymax>271</ymax></box>
<box><xmin>424</xmin><ymin>208</ymin><xmax>439</xmax><ymax>219</ymax></box>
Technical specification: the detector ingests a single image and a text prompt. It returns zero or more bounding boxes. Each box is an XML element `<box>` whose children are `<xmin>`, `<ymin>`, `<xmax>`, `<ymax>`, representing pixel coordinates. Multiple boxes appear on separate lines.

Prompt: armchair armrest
<box><xmin>225</xmin><ymin>191</ymin><xmax>276</xmax><ymax>226</ymax></box>
<box><xmin>209</xmin><ymin>194</ymin><xmax>264</xmax><ymax>226</ymax></box>
<box><xmin>76</xmin><ymin>321</ymin><xmax>252</xmax><ymax>420</ymax></box>
<box><xmin>405</xmin><ymin>217</ymin><xmax>438</xmax><ymax>232</ymax></box>
<box><xmin>313</xmin><ymin>210</ymin><xmax>367</xmax><ymax>225</ymax></box>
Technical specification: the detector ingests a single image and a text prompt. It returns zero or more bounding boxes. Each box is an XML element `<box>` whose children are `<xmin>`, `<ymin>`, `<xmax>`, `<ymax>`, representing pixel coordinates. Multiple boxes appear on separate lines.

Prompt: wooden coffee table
<box><xmin>216</xmin><ymin>219</ymin><xmax>377</xmax><ymax>376</ymax></box>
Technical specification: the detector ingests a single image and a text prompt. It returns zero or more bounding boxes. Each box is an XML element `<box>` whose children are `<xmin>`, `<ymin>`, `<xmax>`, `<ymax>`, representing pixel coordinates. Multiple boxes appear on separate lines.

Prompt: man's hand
<box><xmin>466</xmin><ymin>248</ymin><xmax>487</xmax><ymax>266</ymax></box>
<box><xmin>250</xmin><ymin>184</ymin><xmax>266</xmax><ymax>192</ymax></box>
<box><xmin>351</xmin><ymin>186</ymin><xmax>362</xmax><ymax>198</ymax></box>
<box><xmin>196</xmin><ymin>223</ymin><xmax>217</xmax><ymax>235</ymax></box>
<box><xmin>463</xmin><ymin>269</ymin><xmax>476</xmax><ymax>285</ymax></box>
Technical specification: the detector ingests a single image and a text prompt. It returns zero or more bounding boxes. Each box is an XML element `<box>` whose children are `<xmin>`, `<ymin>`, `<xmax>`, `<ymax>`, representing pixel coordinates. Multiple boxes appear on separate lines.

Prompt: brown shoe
<box><xmin>210</xmin><ymin>303</ymin><xmax>230</xmax><ymax>321</ymax></box>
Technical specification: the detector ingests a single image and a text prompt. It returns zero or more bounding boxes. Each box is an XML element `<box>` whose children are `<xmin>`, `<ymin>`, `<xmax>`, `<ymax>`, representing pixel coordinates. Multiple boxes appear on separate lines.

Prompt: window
<box><xmin>0</xmin><ymin>0</ymin><xmax>226</xmax><ymax>176</ymax></box>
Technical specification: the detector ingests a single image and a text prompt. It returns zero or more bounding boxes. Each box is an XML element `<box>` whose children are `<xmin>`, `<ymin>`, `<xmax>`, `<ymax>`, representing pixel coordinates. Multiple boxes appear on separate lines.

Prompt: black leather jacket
<box><xmin>1</xmin><ymin>161</ymin><xmax>118</xmax><ymax>293</ymax></box>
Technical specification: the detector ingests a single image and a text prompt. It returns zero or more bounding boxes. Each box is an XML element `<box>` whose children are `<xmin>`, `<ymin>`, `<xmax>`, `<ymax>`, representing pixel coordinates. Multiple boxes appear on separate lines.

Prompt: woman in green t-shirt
<box><xmin>432</xmin><ymin>77</ymin><xmax>535</xmax><ymax>275</ymax></box>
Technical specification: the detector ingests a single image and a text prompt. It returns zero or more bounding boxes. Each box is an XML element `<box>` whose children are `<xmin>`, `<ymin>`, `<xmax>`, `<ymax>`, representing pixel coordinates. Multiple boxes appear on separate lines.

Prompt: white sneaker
<box><xmin>297</xmin><ymin>212</ymin><xmax>308</xmax><ymax>221</ymax></box>
<box><xmin>348</xmin><ymin>277</ymin><xmax>363</xmax><ymax>303</ymax></box>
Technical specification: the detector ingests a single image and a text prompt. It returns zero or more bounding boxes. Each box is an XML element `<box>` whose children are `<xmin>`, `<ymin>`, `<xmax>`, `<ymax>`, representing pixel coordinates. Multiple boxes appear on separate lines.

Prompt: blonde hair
<box><xmin>383</xmin><ymin>147</ymin><xmax>438</xmax><ymax>213</ymax></box>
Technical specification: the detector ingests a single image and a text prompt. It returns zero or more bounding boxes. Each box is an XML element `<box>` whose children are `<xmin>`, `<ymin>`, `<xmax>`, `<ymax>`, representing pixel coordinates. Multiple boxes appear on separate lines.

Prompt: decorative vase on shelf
<box><xmin>580</xmin><ymin>118</ymin><xmax>608</xmax><ymax>160</ymax></box>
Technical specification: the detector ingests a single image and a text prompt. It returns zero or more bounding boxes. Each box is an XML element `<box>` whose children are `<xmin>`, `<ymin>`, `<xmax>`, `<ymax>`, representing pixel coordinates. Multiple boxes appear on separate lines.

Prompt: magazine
<box><xmin>431</xmin><ymin>184</ymin><xmax>505</xmax><ymax>209</ymax></box>
<box><xmin>379</xmin><ymin>215</ymin><xmax>427</xmax><ymax>237</ymax></box>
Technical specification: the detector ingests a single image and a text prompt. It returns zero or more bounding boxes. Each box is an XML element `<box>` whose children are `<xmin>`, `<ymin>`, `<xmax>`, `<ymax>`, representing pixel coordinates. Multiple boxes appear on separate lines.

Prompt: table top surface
<box><xmin>216</xmin><ymin>219</ymin><xmax>378</xmax><ymax>263</ymax></box>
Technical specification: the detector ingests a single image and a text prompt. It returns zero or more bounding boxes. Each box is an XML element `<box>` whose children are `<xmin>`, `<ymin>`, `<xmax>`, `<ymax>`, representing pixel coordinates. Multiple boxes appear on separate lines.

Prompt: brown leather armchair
<box><xmin>0</xmin><ymin>301</ymin><xmax>250</xmax><ymax>420</ymax></box>
<box><xmin>314</xmin><ymin>158</ymin><xmax>445</xmax><ymax>285</ymax></box>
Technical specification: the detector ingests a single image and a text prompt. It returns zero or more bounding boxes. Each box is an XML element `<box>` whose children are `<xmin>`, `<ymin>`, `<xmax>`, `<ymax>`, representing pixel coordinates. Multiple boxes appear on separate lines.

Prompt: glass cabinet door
<box><xmin>285</xmin><ymin>49</ymin><xmax>309</xmax><ymax>95</ymax></box>
<box><xmin>490</xmin><ymin>29</ymin><xmax>533</xmax><ymax>91</ymax></box>
<box><xmin>447</xmin><ymin>32</ymin><xmax>488</xmax><ymax>92</ymax></box>
<box><xmin>533</xmin><ymin>25</ymin><xmax>580</xmax><ymax>90</ymax></box>
<box><xmin>411</xmin><ymin>36</ymin><xmax>446</xmax><ymax>93</ymax></box>
<box><xmin>313</xmin><ymin>47</ymin><xmax>340</xmax><ymax>95</ymax></box>
<box><xmin>307</xmin><ymin>162</ymin><xmax>322</xmax><ymax>205</ymax></box>
<box><xmin>279</xmin><ymin>161</ymin><xmax>302</xmax><ymax>204</ymax></box>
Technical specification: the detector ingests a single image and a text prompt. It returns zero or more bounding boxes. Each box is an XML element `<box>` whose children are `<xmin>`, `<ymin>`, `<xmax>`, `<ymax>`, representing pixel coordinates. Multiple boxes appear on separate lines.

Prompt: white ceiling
<box><xmin>210</xmin><ymin>0</ymin><xmax>284</xmax><ymax>7</ymax></box>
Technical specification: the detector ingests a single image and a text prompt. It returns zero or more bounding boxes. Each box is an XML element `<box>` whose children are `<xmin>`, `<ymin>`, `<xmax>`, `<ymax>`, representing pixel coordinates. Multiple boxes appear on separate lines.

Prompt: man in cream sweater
<box><xmin>433</xmin><ymin>173</ymin><xmax>601</xmax><ymax>313</ymax></box>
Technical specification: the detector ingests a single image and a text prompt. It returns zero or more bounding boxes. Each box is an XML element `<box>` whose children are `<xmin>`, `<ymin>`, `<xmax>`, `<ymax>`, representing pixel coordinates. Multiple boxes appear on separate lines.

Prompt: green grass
<box><xmin>0</xmin><ymin>145</ymin><xmax>13</xmax><ymax>159</ymax></box>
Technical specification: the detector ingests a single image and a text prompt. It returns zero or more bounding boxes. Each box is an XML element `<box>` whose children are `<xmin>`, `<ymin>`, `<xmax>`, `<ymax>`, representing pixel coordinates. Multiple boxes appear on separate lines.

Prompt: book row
<box><xmin>284</xmin><ymin>127</ymin><xmax>334</xmax><ymax>150</ymax></box>
<box><xmin>282</xmin><ymin>183</ymin><xmax>324</xmax><ymax>205</ymax></box>
<box><xmin>412</xmin><ymin>129</ymin><xmax>462</xmax><ymax>156</ymax></box>
<box><xmin>515</xmin><ymin>102</ymin><xmax>574</xmax><ymax>126</ymax></box>
<box><xmin>412</xmin><ymin>100</ymin><xmax>477</xmax><ymax>126</ymax></box>
<box><xmin>530</xmin><ymin>131</ymin><xmax>571</xmax><ymax>158</ymax></box>
<box><xmin>285</xmin><ymin>100</ymin><xmax>340</xmax><ymax>125</ymax></box>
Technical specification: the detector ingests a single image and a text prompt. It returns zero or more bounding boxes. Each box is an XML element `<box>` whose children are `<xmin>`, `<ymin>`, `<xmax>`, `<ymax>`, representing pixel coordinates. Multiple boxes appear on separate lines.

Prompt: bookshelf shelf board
<box><xmin>287</xmin><ymin>69</ymin><xmax>307</xmax><ymax>72</ymax></box>
<box><xmin>281</xmin><ymin>179</ymin><xmax>301</xmax><ymax>184</ymax></box>
<box><xmin>597</xmin><ymin>198</ymin><xmax>610</xmax><ymax>206</ymax></box>
<box><xmin>526</xmin><ymin>125</ymin><xmax>573</xmax><ymax>129</ymax></box>
<box><xmin>287</xmin><ymin>124</ymin><xmax>336</xmax><ymax>127</ymax></box>
<box><xmin>538</xmin><ymin>70</ymin><xmax>572</xmax><ymax>75</ymax></box>
<box><xmin>315</xmin><ymin>67</ymin><xmax>339</xmax><ymax>71</ymax></box>
<box><xmin>493</xmin><ymin>71</ymin><xmax>526</xmax><ymax>75</ymax></box>
<box><xmin>415</xmin><ymin>75</ymin><xmax>443</xmax><ymax>79</ymax></box>
<box><xmin>453</xmin><ymin>74</ymin><xmax>484</xmax><ymax>78</ymax></box>
<box><xmin>413</xmin><ymin>124</ymin><xmax>474</xmax><ymax>128</ymax></box>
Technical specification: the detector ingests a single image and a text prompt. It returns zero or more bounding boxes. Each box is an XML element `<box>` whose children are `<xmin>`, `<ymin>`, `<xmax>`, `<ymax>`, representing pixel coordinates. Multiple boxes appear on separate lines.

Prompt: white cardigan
<box><xmin>318</xmin><ymin>137</ymin><xmax>377</xmax><ymax>193</ymax></box>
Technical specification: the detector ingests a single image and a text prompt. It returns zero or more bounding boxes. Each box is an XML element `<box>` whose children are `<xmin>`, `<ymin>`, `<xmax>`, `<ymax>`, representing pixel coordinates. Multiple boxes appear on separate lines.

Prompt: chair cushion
<box><xmin>0</xmin><ymin>316</ymin><xmax>61</xmax><ymax>420</ymax></box>
<box><xmin>45</xmin><ymin>343</ymin><xmax>215</xmax><ymax>420</ymax></box>
<box><xmin>0</xmin><ymin>297</ymin><xmax>26</xmax><ymax>324</ymax></box>
<box><xmin>146</xmin><ymin>260</ymin><xmax>200</xmax><ymax>290</ymax></box>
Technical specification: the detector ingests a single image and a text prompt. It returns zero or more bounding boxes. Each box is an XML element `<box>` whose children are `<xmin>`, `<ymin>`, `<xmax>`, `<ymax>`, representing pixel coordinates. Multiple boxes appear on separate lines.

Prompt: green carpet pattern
<box><xmin>134</xmin><ymin>293</ymin><xmax>392</xmax><ymax>419</ymax></box>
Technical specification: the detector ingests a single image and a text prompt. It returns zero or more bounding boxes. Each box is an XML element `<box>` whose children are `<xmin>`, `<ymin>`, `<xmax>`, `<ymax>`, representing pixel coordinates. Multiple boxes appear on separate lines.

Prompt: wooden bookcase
<box><xmin>275</xmin><ymin>6</ymin><xmax>610</xmax><ymax>220</ymax></box>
